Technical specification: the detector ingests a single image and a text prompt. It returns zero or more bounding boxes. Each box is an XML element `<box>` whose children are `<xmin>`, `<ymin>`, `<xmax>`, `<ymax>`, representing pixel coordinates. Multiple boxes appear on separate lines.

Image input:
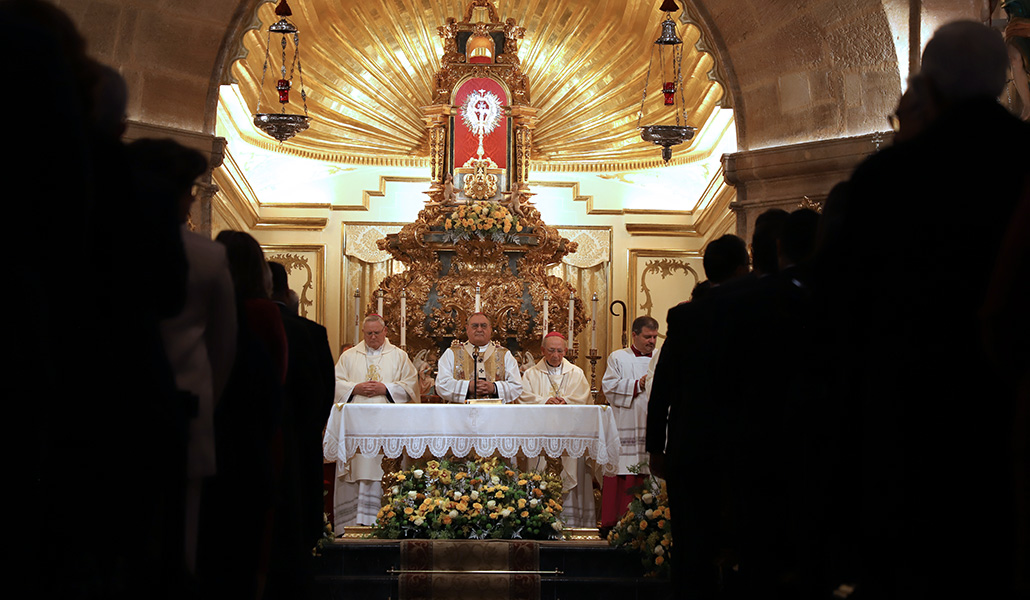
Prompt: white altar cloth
<box><xmin>323</xmin><ymin>404</ymin><xmax>622</xmax><ymax>477</ymax></box>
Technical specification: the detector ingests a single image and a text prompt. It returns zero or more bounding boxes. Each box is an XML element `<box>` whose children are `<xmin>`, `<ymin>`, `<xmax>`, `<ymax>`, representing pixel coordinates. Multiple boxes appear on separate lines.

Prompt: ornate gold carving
<box><xmin>459</xmin><ymin>155</ymin><xmax>500</xmax><ymax>200</ymax></box>
<box><xmin>345</xmin><ymin>224</ymin><xmax>403</xmax><ymax>263</ymax></box>
<box><xmin>556</xmin><ymin>228</ymin><xmax>611</xmax><ymax>269</ymax></box>
<box><xmin>430</xmin><ymin>2</ymin><xmax>532</xmax><ymax>107</ymax></box>
<box><xmin>638</xmin><ymin>259</ymin><xmax>699</xmax><ymax>316</ymax></box>
<box><xmin>268</xmin><ymin>252</ymin><xmax>316</xmax><ymax>319</ymax></box>
<box><xmin>497</xmin><ymin>18</ymin><xmax>524</xmax><ymax>66</ymax></box>
<box><xmin>263</xmin><ymin>244</ymin><xmax>327</xmax><ymax>323</ymax></box>
<box><xmin>463</xmin><ymin>0</ymin><xmax>499</xmax><ymax>23</ymax></box>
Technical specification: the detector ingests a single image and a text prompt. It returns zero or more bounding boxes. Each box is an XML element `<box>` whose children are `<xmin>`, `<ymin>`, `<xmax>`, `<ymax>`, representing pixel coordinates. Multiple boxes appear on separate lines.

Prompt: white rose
<box><xmin>491</xmin><ymin>475</ymin><xmax>500</xmax><ymax>484</ymax></box>
<box><xmin>453</xmin><ymin>491</ymin><xmax>462</xmax><ymax>500</ymax></box>
<box><xmin>645</xmin><ymin>509</ymin><xmax>654</xmax><ymax>519</ymax></box>
<box><xmin>392</xmin><ymin>486</ymin><xmax>400</xmax><ymax>496</ymax></box>
<box><xmin>408</xmin><ymin>491</ymin><xmax>417</xmax><ymax>499</ymax></box>
<box><xmin>449</xmin><ymin>510</ymin><xmax>459</xmax><ymax>518</ymax></box>
<box><xmin>641</xmin><ymin>493</ymin><xmax>654</xmax><ymax>505</ymax></box>
<box><xmin>487</xmin><ymin>500</ymin><xmax>496</xmax><ymax>509</ymax></box>
<box><xmin>551</xmin><ymin>521</ymin><xmax>563</xmax><ymax>531</ymax></box>
<box><xmin>654</xmin><ymin>545</ymin><xmax>665</xmax><ymax>556</ymax></box>
<box><xmin>529</xmin><ymin>499</ymin><xmax>538</xmax><ymax>507</ymax></box>
<box><xmin>540</xmin><ymin>482</ymin><xmax>547</xmax><ymax>490</ymax></box>
<box><xmin>414</xmin><ymin>517</ymin><xmax>424</xmax><ymax>526</ymax></box>
<box><xmin>470</xmin><ymin>490</ymin><xmax>479</xmax><ymax>500</ymax></box>
<box><xmin>413</xmin><ymin>469</ymin><xmax>424</xmax><ymax>479</ymax></box>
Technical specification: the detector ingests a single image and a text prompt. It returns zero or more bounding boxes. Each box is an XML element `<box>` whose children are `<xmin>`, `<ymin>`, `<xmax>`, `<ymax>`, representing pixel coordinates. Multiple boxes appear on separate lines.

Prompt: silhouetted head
<box><xmin>751</xmin><ymin>209</ymin><xmax>789</xmax><ymax>276</ymax></box>
<box><xmin>268</xmin><ymin>261</ymin><xmax>290</xmax><ymax>302</ymax></box>
<box><xmin>780</xmin><ymin>209</ymin><xmax>821</xmax><ymax>268</ymax></box>
<box><xmin>919</xmin><ymin>21</ymin><xmax>1008</xmax><ymax>107</ymax></box>
<box><xmin>703</xmin><ymin>234</ymin><xmax>750</xmax><ymax>284</ymax></box>
<box><xmin>216</xmin><ymin>230</ymin><xmax>271</xmax><ymax>301</ymax></box>
<box><xmin>128</xmin><ymin>138</ymin><xmax>208</xmax><ymax>223</ymax></box>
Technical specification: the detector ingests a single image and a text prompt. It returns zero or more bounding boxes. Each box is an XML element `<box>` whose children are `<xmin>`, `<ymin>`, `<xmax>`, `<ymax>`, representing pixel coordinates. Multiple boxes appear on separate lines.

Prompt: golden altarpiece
<box><xmin>365</xmin><ymin>1</ymin><xmax>595</xmax><ymax>384</ymax></box>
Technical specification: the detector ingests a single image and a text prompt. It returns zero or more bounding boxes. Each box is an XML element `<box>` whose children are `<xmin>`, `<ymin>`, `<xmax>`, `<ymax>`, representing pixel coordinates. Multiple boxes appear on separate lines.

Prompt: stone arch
<box><xmin>689</xmin><ymin>0</ymin><xmax>904</xmax><ymax>151</ymax></box>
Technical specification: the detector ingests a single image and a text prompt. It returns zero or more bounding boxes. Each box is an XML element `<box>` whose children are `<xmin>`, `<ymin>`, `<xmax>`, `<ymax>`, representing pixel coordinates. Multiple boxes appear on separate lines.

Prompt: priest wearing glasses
<box><xmin>436</xmin><ymin>312</ymin><xmax>522</xmax><ymax>403</ymax></box>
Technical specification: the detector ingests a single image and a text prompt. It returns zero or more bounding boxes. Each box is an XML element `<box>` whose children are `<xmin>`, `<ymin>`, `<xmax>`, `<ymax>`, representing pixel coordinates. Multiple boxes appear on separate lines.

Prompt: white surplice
<box><xmin>601</xmin><ymin>347</ymin><xmax>653</xmax><ymax>474</ymax></box>
<box><xmin>518</xmin><ymin>358</ymin><xmax>597</xmax><ymax>527</ymax></box>
<box><xmin>332</xmin><ymin>339</ymin><xmax>418</xmax><ymax>529</ymax></box>
<box><xmin>435</xmin><ymin>341</ymin><xmax>523</xmax><ymax>403</ymax></box>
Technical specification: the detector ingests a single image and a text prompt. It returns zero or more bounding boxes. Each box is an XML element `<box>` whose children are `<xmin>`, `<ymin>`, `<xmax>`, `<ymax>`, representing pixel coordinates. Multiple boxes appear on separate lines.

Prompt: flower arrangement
<box><xmin>442</xmin><ymin>202</ymin><xmax>523</xmax><ymax>243</ymax></box>
<box><xmin>606</xmin><ymin>467</ymin><xmax>673</xmax><ymax>577</ymax></box>
<box><xmin>371</xmin><ymin>456</ymin><xmax>565</xmax><ymax>540</ymax></box>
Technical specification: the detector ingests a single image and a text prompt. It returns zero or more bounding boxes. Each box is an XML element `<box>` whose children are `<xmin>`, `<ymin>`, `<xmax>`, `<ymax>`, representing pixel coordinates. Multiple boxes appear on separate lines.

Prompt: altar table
<box><xmin>322</xmin><ymin>404</ymin><xmax>622</xmax><ymax>476</ymax></box>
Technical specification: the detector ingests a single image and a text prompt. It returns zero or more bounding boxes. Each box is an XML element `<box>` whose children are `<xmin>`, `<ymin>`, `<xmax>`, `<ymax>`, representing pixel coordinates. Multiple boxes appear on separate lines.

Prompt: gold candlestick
<box><xmin>587</xmin><ymin>347</ymin><xmax>602</xmax><ymax>403</ymax></box>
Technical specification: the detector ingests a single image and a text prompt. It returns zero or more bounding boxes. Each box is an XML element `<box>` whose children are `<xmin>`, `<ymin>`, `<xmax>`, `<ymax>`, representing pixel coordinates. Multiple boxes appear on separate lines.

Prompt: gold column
<box><xmin>509</xmin><ymin>105</ymin><xmax>537</xmax><ymax>190</ymax></box>
<box><xmin>422</xmin><ymin>105</ymin><xmax>452</xmax><ymax>186</ymax></box>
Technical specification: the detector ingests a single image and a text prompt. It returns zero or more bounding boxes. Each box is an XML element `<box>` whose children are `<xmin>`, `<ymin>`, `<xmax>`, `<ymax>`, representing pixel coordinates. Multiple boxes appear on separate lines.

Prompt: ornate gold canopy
<box><xmin>229</xmin><ymin>0</ymin><xmax>725</xmax><ymax>170</ymax></box>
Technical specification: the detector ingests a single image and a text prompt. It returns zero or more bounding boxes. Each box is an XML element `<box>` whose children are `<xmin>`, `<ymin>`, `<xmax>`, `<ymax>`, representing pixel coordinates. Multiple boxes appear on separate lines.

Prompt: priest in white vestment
<box><xmin>518</xmin><ymin>332</ymin><xmax>596</xmax><ymax>527</ymax></box>
<box><xmin>600</xmin><ymin>315</ymin><xmax>659</xmax><ymax>527</ymax></box>
<box><xmin>436</xmin><ymin>312</ymin><xmax>522</xmax><ymax>403</ymax></box>
<box><xmin>332</xmin><ymin>314</ymin><xmax>418</xmax><ymax>530</ymax></box>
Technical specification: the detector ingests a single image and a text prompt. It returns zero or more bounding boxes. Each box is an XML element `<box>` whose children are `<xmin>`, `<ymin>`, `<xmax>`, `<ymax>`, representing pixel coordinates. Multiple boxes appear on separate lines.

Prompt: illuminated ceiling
<box><xmin>227</xmin><ymin>0</ymin><xmax>726</xmax><ymax>171</ymax></box>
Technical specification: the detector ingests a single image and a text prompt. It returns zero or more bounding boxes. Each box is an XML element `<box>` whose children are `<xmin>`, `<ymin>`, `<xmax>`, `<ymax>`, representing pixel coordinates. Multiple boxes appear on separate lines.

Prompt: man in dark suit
<box><xmin>649</xmin><ymin>225</ymin><xmax>819</xmax><ymax>599</ymax></box>
<box><xmin>265</xmin><ymin>261</ymin><xmax>335</xmax><ymax>599</ymax></box>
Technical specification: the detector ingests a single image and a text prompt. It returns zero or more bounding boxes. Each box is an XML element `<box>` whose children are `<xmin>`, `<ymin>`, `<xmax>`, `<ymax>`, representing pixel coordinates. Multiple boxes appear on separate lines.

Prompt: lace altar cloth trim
<box><xmin>324</xmin><ymin>404</ymin><xmax>622</xmax><ymax>477</ymax></box>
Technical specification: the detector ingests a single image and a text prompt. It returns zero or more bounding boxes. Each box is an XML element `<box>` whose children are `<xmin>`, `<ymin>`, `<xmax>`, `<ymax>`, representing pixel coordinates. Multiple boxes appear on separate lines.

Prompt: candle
<box><xmin>475</xmin><ymin>283</ymin><xmax>481</xmax><ymax>313</ymax></box>
<box><xmin>542</xmin><ymin>290</ymin><xmax>549</xmax><ymax>336</ymax></box>
<box><xmin>353</xmin><ymin>288</ymin><xmax>361</xmax><ymax>344</ymax></box>
<box><xmin>568</xmin><ymin>291</ymin><xmax>575</xmax><ymax>342</ymax></box>
<box><xmin>376</xmin><ymin>289</ymin><xmax>383</xmax><ymax>316</ymax></box>
<box><xmin>400</xmin><ymin>289</ymin><xmax>407</xmax><ymax>347</ymax></box>
<box><xmin>591</xmin><ymin>292</ymin><xmax>598</xmax><ymax>350</ymax></box>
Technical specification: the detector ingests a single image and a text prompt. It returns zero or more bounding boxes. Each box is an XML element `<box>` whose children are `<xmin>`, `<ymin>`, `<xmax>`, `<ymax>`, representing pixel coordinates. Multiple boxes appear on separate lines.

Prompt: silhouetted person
<box><xmin>201</xmin><ymin>231</ymin><xmax>285</xmax><ymax>600</ymax></box>
<box><xmin>818</xmin><ymin>20</ymin><xmax>1030</xmax><ymax>599</ymax></box>
<box><xmin>650</xmin><ymin>214</ymin><xmax>820</xmax><ymax>599</ymax></box>
<box><xmin>751</xmin><ymin>209</ymin><xmax>789</xmax><ymax>277</ymax></box>
<box><xmin>136</xmin><ymin>139</ymin><xmax>239</xmax><ymax>578</ymax></box>
<box><xmin>263</xmin><ymin>261</ymin><xmax>334</xmax><ymax>600</ymax></box>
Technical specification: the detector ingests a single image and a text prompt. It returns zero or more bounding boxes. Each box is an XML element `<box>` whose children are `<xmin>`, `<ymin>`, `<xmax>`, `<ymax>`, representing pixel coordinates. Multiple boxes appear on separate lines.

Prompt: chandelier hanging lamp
<box><xmin>253</xmin><ymin>0</ymin><xmax>310</xmax><ymax>143</ymax></box>
<box><xmin>638</xmin><ymin>0</ymin><xmax>696</xmax><ymax>163</ymax></box>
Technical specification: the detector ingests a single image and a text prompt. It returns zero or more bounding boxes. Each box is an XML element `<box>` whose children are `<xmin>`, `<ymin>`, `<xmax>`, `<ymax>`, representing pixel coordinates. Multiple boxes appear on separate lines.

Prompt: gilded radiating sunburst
<box><xmin>226</xmin><ymin>0</ymin><xmax>726</xmax><ymax>171</ymax></box>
